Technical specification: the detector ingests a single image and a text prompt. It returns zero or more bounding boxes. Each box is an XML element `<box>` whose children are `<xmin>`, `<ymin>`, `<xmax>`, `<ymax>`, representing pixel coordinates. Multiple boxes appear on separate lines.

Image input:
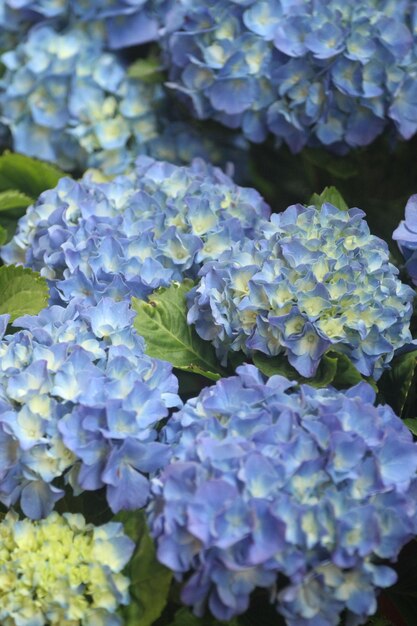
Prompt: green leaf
<box><xmin>168</xmin><ymin>608</ymin><xmax>203</xmax><ymax>626</ymax></box>
<box><xmin>0</xmin><ymin>189</ymin><xmax>33</xmax><ymax>212</ymax></box>
<box><xmin>303</xmin><ymin>148</ymin><xmax>358</xmax><ymax>179</ymax></box>
<box><xmin>127</xmin><ymin>56</ymin><xmax>164</xmax><ymax>83</ymax></box>
<box><xmin>378</xmin><ymin>350</ymin><xmax>417</xmax><ymax>416</ymax></box>
<box><xmin>116</xmin><ymin>511</ymin><xmax>172</xmax><ymax>626</ymax></box>
<box><xmin>167</xmin><ymin>607</ymin><xmax>240</xmax><ymax>626</ymax></box>
<box><xmin>0</xmin><ymin>224</ymin><xmax>7</xmax><ymax>245</ymax></box>
<box><xmin>132</xmin><ymin>280</ymin><xmax>225</xmax><ymax>381</ymax></box>
<box><xmin>252</xmin><ymin>351</ymin><xmax>337</xmax><ymax>388</ymax></box>
<box><xmin>253</xmin><ymin>350</ymin><xmax>366</xmax><ymax>390</ymax></box>
<box><xmin>0</xmin><ymin>152</ymin><xmax>67</xmax><ymax>197</ymax></box>
<box><xmin>404</xmin><ymin>419</ymin><xmax>417</xmax><ymax>437</ymax></box>
<box><xmin>0</xmin><ymin>265</ymin><xmax>49</xmax><ymax>320</ymax></box>
<box><xmin>330</xmin><ymin>351</ymin><xmax>365</xmax><ymax>389</ymax></box>
<box><xmin>310</xmin><ymin>186</ymin><xmax>349</xmax><ymax>212</ymax></box>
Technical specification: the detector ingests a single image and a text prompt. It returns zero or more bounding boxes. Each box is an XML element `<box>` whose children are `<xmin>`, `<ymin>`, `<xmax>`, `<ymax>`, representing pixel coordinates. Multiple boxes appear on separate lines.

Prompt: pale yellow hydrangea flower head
<box><xmin>0</xmin><ymin>511</ymin><xmax>135</xmax><ymax>626</ymax></box>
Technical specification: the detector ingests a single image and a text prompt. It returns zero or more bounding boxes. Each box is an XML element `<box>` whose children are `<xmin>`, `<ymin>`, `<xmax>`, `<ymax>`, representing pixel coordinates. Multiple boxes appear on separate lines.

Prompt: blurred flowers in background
<box><xmin>162</xmin><ymin>0</ymin><xmax>417</xmax><ymax>152</ymax></box>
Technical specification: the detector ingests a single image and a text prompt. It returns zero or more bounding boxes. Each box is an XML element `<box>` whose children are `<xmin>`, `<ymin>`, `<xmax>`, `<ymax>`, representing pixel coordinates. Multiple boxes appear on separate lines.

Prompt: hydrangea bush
<box><xmin>188</xmin><ymin>201</ymin><xmax>414</xmax><ymax>378</ymax></box>
<box><xmin>162</xmin><ymin>0</ymin><xmax>417</xmax><ymax>151</ymax></box>
<box><xmin>0</xmin><ymin>298</ymin><xmax>180</xmax><ymax>518</ymax></box>
<box><xmin>0</xmin><ymin>510</ymin><xmax>135</xmax><ymax>626</ymax></box>
<box><xmin>1</xmin><ymin>156</ymin><xmax>270</xmax><ymax>305</ymax></box>
<box><xmin>0</xmin><ymin>0</ymin><xmax>417</xmax><ymax>624</ymax></box>
<box><xmin>148</xmin><ymin>365</ymin><xmax>417</xmax><ymax>626</ymax></box>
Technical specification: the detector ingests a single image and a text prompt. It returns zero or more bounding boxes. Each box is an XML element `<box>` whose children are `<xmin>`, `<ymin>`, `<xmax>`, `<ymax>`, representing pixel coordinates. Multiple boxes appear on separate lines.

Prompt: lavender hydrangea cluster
<box><xmin>393</xmin><ymin>194</ymin><xmax>417</xmax><ymax>285</ymax></box>
<box><xmin>188</xmin><ymin>202</ymin><xmax>414</xmax><ymax>378</ymax></box>
<box><xmin>1</xmin><ymin>156</ymin><xmax>270</xmax><ymax>305</ymax></box>
<box><xmin>148</xmin><ymin>364</ymin><xmax>417</xmax><ymax>626</ymax></box>
<box><xmin>0</xmin><ymin>298</ymin><xmax>181</xmax><ymax>519</ymax></box>
<box><xmin>163</xmin><ymin>0</ymin><xmax>417</xmax><ymax>151</ymax></box>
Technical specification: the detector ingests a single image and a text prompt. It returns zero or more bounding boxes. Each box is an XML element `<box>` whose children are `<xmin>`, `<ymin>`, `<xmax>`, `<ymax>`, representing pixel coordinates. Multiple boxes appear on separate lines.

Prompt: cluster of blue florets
<box><xmin>2</xmin><ymin>1</ymin><xmax>417</xmax><ymax>156</ymax></box>
<box><xmin>1</xmin><ymin>156</ymin><xmax>270</xmax><ymax>305</ymax></box>
<box><xmin>148</xmin><ymin>364</ymin><xmax>417</xmax><ymax>626</ymax></box>
<box><xmin>188</xmin><ymin>202</ymin><xmax>414</xmax><ymax>378</ymax></box>
<box><xmin>0</xmin><ymin>298</ymin><xmax>180</xmax><ymax>519</ymax></box>
<box><xmin>0</xmin><ymin>0</ymin><xmax>65</xmax><ymax>49</ymax></box>
<box><xmin>393</xmin><ymin>194</ymin><xmax>417</xmax><ymax>285</ymax></box>
<box><xmin>68</xmin><ymin>0</ymin><xmax>179</xmax><ymax>50</ymax></box>
<box><xmin>162</xmin><ymin>0</ymin><xmax>417</xmax><ymax>151</ymax></box>
<box><xmin>0</xmin><ymin>23</ymin><xmax>157</xmax><ymax>171</ymax></box>
<box><xmin>0</xmin><ymin>0</ymin><xmax>175</xmax><ymax>50</ymax></box>
<box><xmin>0</xmin><ymin>22</ymin><xmax>246</xmax><ymax>175</ymax></box>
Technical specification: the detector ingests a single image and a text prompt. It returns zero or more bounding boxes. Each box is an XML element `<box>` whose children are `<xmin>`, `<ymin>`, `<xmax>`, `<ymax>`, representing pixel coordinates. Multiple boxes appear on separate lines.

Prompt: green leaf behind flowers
<box><xmin>127</xmin><ymin>54</ymin><xmax>165</xmax><ymax>83</ymax></box>
<box><xmin>0</xmin><ymin>190</ymin><xmax>33</xmax><ymax>212</ymax></box>
<box><xmin>403</xmin><ymin>419</ymin><xmax>417</xmax><ymax>437</ymax></box>
<box><xmin>378</xmin><ymin>350</ymin><xmax>417</xmax><ymax>418</ymax></box>
<box><xmin>310</xmin><ymin>186</ymin><xmax>349</xmax><ymax>212</ymax></box>
<box><xmin>115</xmin><ymin>510</ymin><xmax>172</xmax><ymax>626</ymax></box>
<box><xmin>253</xmin><ymin>350</ymin><xmax>365</xmax><ymax>389</ymax></box>
<box><xmin>0</xmin><ymin>153</ymin><xmax>67</xmax><ymax>242</ymax></box>
<box><xmin>0</xmin><ymin>265</ymin><xmax>49</xmax><ymax>320</ymax></box>
<box><xmin>0</xmin><ymin>225</ymin><xmax>7</xmax><ymax>246</ymax></box>
<box><xmin>0</xmin><ymin>152</ymin><xmax>66</xmax><ymax>198</ymax></box>
<box><xmin>132</xmin><ymin>280</ymin><xmax>226</xmax><ymax>381</ymax></box>
<box><xmin>303</xmin><ymin>148</ymin><xmax>358</xmax><ymax>180</ymax></box>
<box><xmin>168</xmin><ymin>607</ymin><xmax>240</xmax><ymax>626</ymax></box>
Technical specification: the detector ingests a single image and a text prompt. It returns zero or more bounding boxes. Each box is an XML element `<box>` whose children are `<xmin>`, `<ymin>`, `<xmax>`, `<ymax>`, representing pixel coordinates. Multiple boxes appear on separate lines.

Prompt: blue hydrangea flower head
<box><xmin>0</xmin><ymin>510</ymin><xmax>134</xmax><ymax>626</ymax></box>
<box><xmin>0</xmin><ymin>0</ymin><xmax>177</xmax><ymax>50</ymax></box>
<box><xmin>71</xmin><ymin>0</ymin><xmax>180</xmax><ymax>49</ymax></box>
<box><xmin>393</xmin><ymin>194</ymin><xmax>417</xmax><ymax>285</ymax></box>
<box><xmin>0</xmin><ymin>23</ymin><xmax>124</xmax><ymax>170</ymax></box>
<box><xmin>188</xmin><ymin>202</ymin><xmax>414</xmax><ymax>378</ymax></box>
<box><xmin>0</xmin><ymin>23</ymin><xmax>247</xmax><ymax>175</ymax></box>
<box><xmin>1</xmin><ymin>156</ymin><xmax>270</xmax><ymax>306</ymax></box>
<box><xmin>163</xmin><ymin>0</ymin><xmax>417</xmax><ymax>151</ymax></box>
<box><xmin>0</xmin><ymin>0</ymin><xmax>68</xmax><ymax>49</ymax></box>
<box><xmin>0</xmin><ymin>297</ymin><xmax>181</xmax><ymax>518</ymax></box>
<box><xmin>148</xmin><ymin>364</ymin><xmax>417</xmax><ymax>626</ymax></box>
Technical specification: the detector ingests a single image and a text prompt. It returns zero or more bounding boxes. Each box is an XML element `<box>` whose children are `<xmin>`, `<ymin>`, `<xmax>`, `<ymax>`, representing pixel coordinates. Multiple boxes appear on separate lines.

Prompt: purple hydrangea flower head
<box><xmin>148</xmin><ymin>364</ymin><xmax>417</xmax><ymax>625</ymax></box>
<box><xmin>162</xmin><ymin>0</ymin><xmax>417</xmax><ymax>151</ymax></box>
<box><xmin>393</xmin><ymin>194</ymin><xmax>417</xmax><ymax>284</ymax></box>
<box><xmin>188</xmin><ymin>202</ymin><xmax>414</xmax><ymax>378</ymax></box>
<box><xmin>0</xmin><ymin>297</ymin><xmax>181</xmax><ymax>518</ymax></box>
<box><xmin>1</xmin><ymin>156</ymin><xmax>270</xmax><ymax>305</ymax></box>
<box><xmin>0</xmin><ymin>23</ymin><xmax>247</xmax><ymax>175</ymax></box>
